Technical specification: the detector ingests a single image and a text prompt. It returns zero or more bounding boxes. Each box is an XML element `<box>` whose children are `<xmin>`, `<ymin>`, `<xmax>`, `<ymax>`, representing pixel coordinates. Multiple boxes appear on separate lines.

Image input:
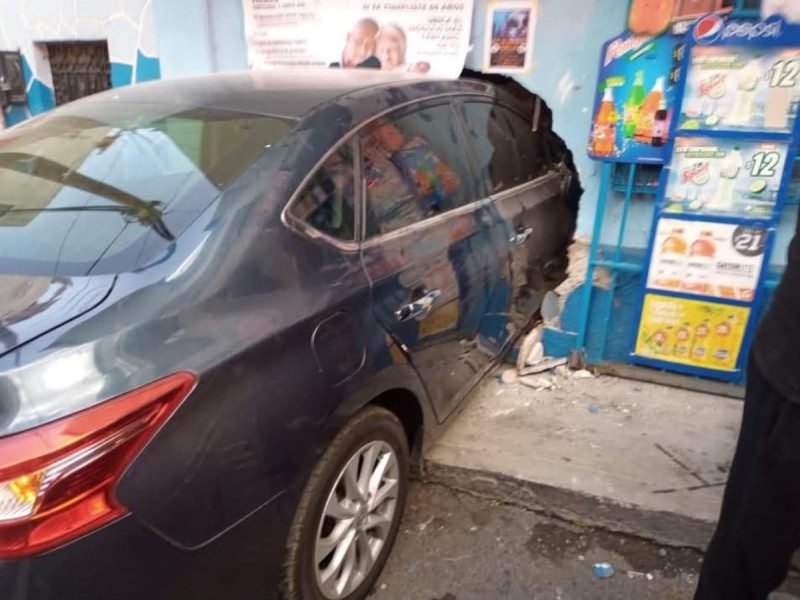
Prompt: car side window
<box><xmin>461</xmin><ymin>101</ymin><xmax>549</xmax><ymax>194</ymax></box>
<box><xmin>360</xmin><ymin>104</ymin><xmax>475</xmax><ymax>238</ymax></box>
<box><xmin>289</xmin><ymin>143</ymin><xmax>356</xmax><ymax>241</ymax></box>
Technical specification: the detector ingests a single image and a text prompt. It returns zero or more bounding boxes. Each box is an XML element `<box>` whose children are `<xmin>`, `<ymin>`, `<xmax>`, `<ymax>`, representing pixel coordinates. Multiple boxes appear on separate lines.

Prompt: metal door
<box><xmin>358</xmin><ymin>102</ymin><xmax>508</xmax><ymax>422</ymax></box>
<box><xmin>46</xmin><ymin>41</ymin><xmax>111</xmax><ymax>106</ymax></box>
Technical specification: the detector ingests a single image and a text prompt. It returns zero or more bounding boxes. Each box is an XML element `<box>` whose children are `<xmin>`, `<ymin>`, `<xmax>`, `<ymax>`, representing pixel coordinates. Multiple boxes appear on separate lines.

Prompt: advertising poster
<box><xmin>663</xmin><ymin>137</ymin><xmax>790</xmax><ymax>219</ymax></box>
<box><xmin>680</xmin><ymin>45</ymin><xmax>800</xmax><ymax>133</ymax></box>
<box><xmin>483</xmin><ymin>1</ymin><xmax>537</xmax><ymax>73</ymax></box>
<box><xmin>588</xmin><ymin>32</ymin><xmax>680</xmax><ymax>163</ymax></box>
<box><xmin>635</xmin><ymin>293</ymin><xmax>750</xmax><ymax>372</ymax></box>
<box><xmin>627</xmin><ymin>0</ymin><xmax>732</xmax><ymax>37</ymax></box>
<box><xmin>646</xmin><ymin>218</ymin><xmax>767</xmax><ymax>302</ymax></box>
<box><xmin>241</xmin><ymin>0</ymin><xmax>474</xmax><ymax>77</ymax></box>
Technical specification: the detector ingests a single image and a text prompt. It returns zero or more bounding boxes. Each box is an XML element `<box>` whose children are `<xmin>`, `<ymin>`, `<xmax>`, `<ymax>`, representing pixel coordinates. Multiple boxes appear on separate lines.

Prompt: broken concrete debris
<box><xmin>500</xmin><ymin>369</ymin><xmax>518</xmax><ymax>384</ymax></box>
<box><xmin>516</xmin><ymin>325</ymin><xmax>544</xmax><ymax>371</ymax></box>
<box><xmin>519</xmin><ymin>375</ymin><xmax>555</xmax><ymax>391</ymax></box>
<box><xmin>519</xmin><ymin>357</ymin><xmax>568</xmax><ymax>377</ymax></box>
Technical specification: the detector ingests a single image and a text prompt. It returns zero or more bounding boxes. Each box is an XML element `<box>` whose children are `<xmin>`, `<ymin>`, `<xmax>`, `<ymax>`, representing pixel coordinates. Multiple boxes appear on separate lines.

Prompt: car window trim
<box><xmin>360</xmin><ymin>195</ymin><xmax>495</xmax><ymax>250</ymax></box>
<box><xmin>281</xmin><ymin>137</ymin><xmax>361</xmax><ymax>252</ymax></box>
<box><xmin>361</xmin><ymin>171</ymin><xmax>561</xmax><ymax>249</ymax></box>
<box><xmin>490</xmin><ymin>170</ymin><xmax>561</xmax><ymax>202</ymax></box>
<box><xmin>280</xmin><ymin>91</ymin><xmax>494</xmax><ymax>248</ymax></box>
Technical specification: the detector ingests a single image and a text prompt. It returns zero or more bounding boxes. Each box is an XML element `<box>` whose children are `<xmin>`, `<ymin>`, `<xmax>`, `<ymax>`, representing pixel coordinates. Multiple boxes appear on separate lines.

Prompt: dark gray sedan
<box><xmin>0</xmin><ymin>69</ymin><xmax>580</xmax><ymax>599</ymax></box>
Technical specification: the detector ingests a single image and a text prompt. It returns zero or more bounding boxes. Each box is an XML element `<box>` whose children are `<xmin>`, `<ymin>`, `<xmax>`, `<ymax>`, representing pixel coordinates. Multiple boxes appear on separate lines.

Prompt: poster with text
<box><xmin>635</xmin><ymin>293</ymin><xmax>750</xmax><ymax>372</ymax></box>
<box><xmin>242</xmin><ymin>0</ymin><xmax>474</xmax><ymax>77</ymax></box>
<box><xmin>483</xmin><ymin>1</ymin><xmax>537</xmax><ymax>73</ymax></box>
<box><xmin>646</xmin><ymin>218</ymin><xmax>767</xmax><ymax>302</ymax></box>
<box><xmin>663</xmin><ymin>137</ymin><xmax>790</xmax><ymax>219</ymax></box>
<box><xmin>587</xmin><ymin>32</ymin><xmax>680</xmax><ymax>164</ymax></box>
<box><xmin>681</xmin><ymin>45</ymin><xmax>800</xmax><ymax>134</ymax></box>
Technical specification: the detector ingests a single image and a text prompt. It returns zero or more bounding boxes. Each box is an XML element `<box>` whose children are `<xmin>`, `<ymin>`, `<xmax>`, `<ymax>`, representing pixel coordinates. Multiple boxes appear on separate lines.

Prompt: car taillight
<box><xmin>0</xmin><ymin>372</ymin><xmax>196</xmax><ymax>558</ymax></box>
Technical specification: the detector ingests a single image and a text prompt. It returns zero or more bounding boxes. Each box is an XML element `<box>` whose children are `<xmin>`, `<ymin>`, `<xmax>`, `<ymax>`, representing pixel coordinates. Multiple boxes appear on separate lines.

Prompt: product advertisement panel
<box><xmin>635</xmin><ymin>293</ymin><xmax>750</xmax><ymax>373</ymax></box>
<box><xmin>663</xmin><ymin>137</ymin><xmax>790</xmax><ymax>219</ymax></box>
<box><xmin>631</xmin><ymin>15</ymin><xmax>800</xmax><ymax>382</ymax></box>
<box><xmin>241</xmin><ymin>0</ymin><xmax>474</xmax><ymax>77</ymax></box>
<box><xmin>588</xmin><ymin>32</ymin><xmax>681</xmax><ymax>163</ymax></box>
<box><xmin>680</xmin><ymin>45</ymin><xmax>800</xmax><ymax>134</ymax></box>
<box><xmin>646</xmin><ymin>218</ymin><xmax>767</xmax><ymax>302</ymax></box>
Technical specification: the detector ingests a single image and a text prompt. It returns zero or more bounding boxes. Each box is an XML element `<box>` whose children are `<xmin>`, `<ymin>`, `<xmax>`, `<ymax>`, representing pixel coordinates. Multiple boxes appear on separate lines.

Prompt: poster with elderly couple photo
<box><xmin>242</xmin><ymin>0</ymin><xmax>474</xmax><ymax>78</ymax></box>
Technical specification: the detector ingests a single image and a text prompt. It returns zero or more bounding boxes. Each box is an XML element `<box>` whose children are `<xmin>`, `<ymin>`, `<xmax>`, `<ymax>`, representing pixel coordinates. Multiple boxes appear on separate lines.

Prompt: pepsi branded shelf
<box><xmin>629</xmin><ymin>13</ymin><xmax>800</xmax><ymax>383</ymax></box>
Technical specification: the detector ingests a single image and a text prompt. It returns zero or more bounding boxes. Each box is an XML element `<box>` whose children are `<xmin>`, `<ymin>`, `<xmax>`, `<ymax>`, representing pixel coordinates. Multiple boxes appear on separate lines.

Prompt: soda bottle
<box><xmin>652</xmin><ymin>328</ymin><xmax>670</xmax><ymax>355</ymax></box>
<box><xmin>712</xmin><ymin>316</ymin><xmax>735</xmax><ymax>366</ymax></box>
<box><xmin>651</xmin><ymin>98</ymin><xmax>668</xmax><ymax>147</ymax></box>
<box><xmin>654</xmin><ymin>227</ymin><xmax>687</xmax><ymax>289</ymax></box>
<box><xmin>674</xmin><ymin>322</ymin><xmax>691</xmax><ymax>358</ymax></box>
<box><xmin>592</xmin><ymin>86</ymin><xmax>618</xmax><ymax>157</ymax></box>
<box><xmin>682</xmin><ymin>231</ymin><xmax>716</xmax><ymax>294</ymax></box>
<box><xmin>624</xmin><ymin>71</ymin><xmax>646</xmax><ymax>139</ymax></box>
<box><xmin>725</xmin><ymin>59</ymin><xmax>761</xmax><ymax>127</ymax></box>
<box><xmin>714</xmin><ymin>146</ymin><xmax>743</xmax><ymax>213</ymax></box>
<box><xmin>691</xmin><ymin>320</ymin><xmax>711</xmax><ymax>364</ymax></box>
<box><xmin>634</xmin><ymin>76</ymin><xmax>664</xmax><ymax>144</ymax></box>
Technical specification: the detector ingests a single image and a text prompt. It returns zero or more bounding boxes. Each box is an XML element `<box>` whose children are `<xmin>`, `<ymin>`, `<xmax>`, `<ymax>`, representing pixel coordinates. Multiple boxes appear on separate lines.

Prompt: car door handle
<box><xmin>395</xmin><ymin>289</ymin><xmax>441</xmax><ymax>322</ymax></box>
<box><xmin>510</xmin><ymin>227</ymin><xmax>533</xmax><ymax>245</ymax></box>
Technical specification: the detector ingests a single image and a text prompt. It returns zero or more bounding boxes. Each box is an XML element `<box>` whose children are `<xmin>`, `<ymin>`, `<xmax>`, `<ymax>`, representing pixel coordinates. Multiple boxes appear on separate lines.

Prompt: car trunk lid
<box><xmin>0</xmin><ymin>273</ymin><xmax>115</xmax><ymax>358</ymax></box>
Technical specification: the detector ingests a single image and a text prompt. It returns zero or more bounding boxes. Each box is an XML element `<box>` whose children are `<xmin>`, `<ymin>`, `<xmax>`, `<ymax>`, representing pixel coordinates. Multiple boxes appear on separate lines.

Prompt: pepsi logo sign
<box><xmin>693</xmin><ymin>14</ymin><xmax>724</xmax><ymax>45</ymax></box>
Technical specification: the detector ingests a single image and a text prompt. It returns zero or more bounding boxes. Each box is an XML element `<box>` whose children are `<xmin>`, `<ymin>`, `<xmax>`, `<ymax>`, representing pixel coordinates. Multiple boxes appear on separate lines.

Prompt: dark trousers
<box><xmin>695</xmin><ymin>359</ymin><xmax>800</xmax><ymax>599</ymax></box>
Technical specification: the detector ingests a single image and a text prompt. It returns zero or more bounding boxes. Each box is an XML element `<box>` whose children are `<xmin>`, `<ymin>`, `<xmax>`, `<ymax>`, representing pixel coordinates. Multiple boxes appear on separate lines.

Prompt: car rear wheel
<box><xmin>281</xmin><ymin>406</ymin><xmax>409</xmax><ymax>600</ymax></box>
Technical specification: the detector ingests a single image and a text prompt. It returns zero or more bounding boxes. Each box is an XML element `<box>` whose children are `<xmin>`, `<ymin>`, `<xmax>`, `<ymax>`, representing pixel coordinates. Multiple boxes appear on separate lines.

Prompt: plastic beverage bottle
<box><xmin>592</xmin><ymin>86</ymin><xmax>618</xmax><ymax>156</ymax></box>
<box><xmin>634</xmin><ymin>76</ymin><xmax>664</xmax><ymax>143</ymax></box>
<box><xmin>673</xmin><ymin>322</ymin><xmax>692</xmax><ymax>358</ymax></box>
<box><xmin>712</xmin><ymin>316</ymin><xmax>735</xmax><ymax>366</ymax></box>
<box><xmin>691</xmin><ymin>320</ymin><xmax>711</xmax><ymax>364</ymax></box>
<box><xmin>624</xmin><ymin>71</ymin><xmax>646</xmax><ymax>139</ymax></box>
<box><xmin>683</xmin><ymin>231</ymin><xmax>716</xmax><ymax>294</ymax></box>
<box><xmin>652</xmin><ymin>328</ymin><xmax>670</xmax><ymax>355</ymax></box>
<box><xmin>714</xmin><ymin>146</ymin><xmax>743</xmax><ymax>212</ymax></box>
<box><xmin>651</xmin><ymin>98</ymin><xmax>668</xmax><ymax>147</ymax></box>
<box><xmin>654</xmin><ymin>227</ymin><xmax>687</xmax><ymax>289</ymax></box>
<box><xmin>725</xmin><ymin>59</ymin><xmax>761</xmax><ymax>127</ymax></box>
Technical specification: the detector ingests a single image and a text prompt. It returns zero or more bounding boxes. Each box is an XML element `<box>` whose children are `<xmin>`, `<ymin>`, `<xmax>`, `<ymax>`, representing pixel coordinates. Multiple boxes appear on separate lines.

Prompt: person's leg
<box><xmin>739</xmin><ymin>394</ymin><xmax>800</xmax><ymax>597</ymax></box>
<box><xmin>695</xmin><ymin>359</ymin><xmax>781</xmax><ymax>600</ymax></box>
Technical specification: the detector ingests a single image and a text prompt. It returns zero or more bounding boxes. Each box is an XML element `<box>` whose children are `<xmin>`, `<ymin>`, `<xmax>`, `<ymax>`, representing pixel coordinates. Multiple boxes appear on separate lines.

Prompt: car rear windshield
<box><xmin>0</xmin><ymin>101</ymin><xmax>295</xmax><ymax>276</ymax></box>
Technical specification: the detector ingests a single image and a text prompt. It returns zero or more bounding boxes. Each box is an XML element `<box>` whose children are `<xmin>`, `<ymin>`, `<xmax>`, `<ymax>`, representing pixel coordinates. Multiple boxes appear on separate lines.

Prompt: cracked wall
<box><xmin>0</xmin><ymin>0</ymin><xmax>160</xmax><ymax>126</ymax></box>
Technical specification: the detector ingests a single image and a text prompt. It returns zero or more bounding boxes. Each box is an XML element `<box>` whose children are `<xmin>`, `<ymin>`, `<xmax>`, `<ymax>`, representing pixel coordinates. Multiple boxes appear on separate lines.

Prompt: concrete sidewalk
<box><xmin>424</xmin><ymin>370</ymin><xmax>743</xmax><ymax>549</ymax></box>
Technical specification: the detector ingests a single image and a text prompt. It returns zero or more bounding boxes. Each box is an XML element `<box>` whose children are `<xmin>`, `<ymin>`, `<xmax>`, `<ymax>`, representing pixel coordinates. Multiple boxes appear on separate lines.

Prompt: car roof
<box><xmin>79</xmin><ymin>70</ymin><xmax>495</xmax><ymax>120</ymax></box>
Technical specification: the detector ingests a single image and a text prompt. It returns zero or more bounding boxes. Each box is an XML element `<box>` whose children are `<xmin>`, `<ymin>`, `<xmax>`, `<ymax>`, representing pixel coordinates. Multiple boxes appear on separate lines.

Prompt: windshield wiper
<box><xmin>0</xmin><ymin>152</ymin><xmax>175</xmax><ymax>241</ymax></box>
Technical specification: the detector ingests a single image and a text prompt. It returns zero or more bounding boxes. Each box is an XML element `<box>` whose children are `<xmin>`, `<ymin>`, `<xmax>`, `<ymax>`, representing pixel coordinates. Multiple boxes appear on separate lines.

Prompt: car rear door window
<box><xmin>461</xmin><ymin>101</ymin><xmax>550</xmax><ymax>194</ymax></box>
<box><xmin>289</xmin><ymin>143</ymin><xmax>356</xmax><ymax>241</ymax></box>
<box><xmin>360</xmin><ymin>103</ymin><xmax>475</xmax><ymax>237</ymax></box>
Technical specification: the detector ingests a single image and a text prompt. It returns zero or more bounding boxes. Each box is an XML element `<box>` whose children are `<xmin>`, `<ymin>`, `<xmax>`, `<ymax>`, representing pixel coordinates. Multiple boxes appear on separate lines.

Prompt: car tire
<box><xmin>280</xmin><ymin>406</ymin><xmax>409</xmax><ymax>600</ymax></box>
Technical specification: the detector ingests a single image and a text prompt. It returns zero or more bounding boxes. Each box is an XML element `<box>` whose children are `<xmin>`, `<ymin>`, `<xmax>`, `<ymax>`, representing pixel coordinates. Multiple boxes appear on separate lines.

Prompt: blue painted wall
<box><xmin>153</xmin><ymin>0</ymin><xmax>247</xmax><ymax>78</ymax></box>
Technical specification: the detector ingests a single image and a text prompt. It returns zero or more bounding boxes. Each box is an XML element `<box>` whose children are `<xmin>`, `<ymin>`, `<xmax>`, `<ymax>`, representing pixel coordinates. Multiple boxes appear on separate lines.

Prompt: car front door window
<box><xmin>360</xmin><ymin>104</ymin><xmax>476</xmax><ymax>238</ymax></box>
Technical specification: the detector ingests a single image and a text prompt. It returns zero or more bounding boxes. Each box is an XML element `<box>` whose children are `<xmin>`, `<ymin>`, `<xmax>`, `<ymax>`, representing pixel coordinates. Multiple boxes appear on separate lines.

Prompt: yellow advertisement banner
<box><xmin>635</xmin><ymin>294</ymin><xmax>750</xmax><ymax>372</ymax></box>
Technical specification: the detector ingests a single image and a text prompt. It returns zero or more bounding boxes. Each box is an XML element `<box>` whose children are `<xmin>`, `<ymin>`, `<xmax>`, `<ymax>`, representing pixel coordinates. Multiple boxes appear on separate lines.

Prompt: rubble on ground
<box><xmin>506</xmin><ymin>323</ymin><xmax>594</xmax><ymax>391</ymax></box>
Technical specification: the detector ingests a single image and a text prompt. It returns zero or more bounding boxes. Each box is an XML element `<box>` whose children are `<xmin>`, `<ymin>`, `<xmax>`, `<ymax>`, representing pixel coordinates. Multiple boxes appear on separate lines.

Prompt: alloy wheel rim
<box><xmin>314</xmin><ymin>440</ymin><xmax>400</xmax><ymax>599</ymax></box>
